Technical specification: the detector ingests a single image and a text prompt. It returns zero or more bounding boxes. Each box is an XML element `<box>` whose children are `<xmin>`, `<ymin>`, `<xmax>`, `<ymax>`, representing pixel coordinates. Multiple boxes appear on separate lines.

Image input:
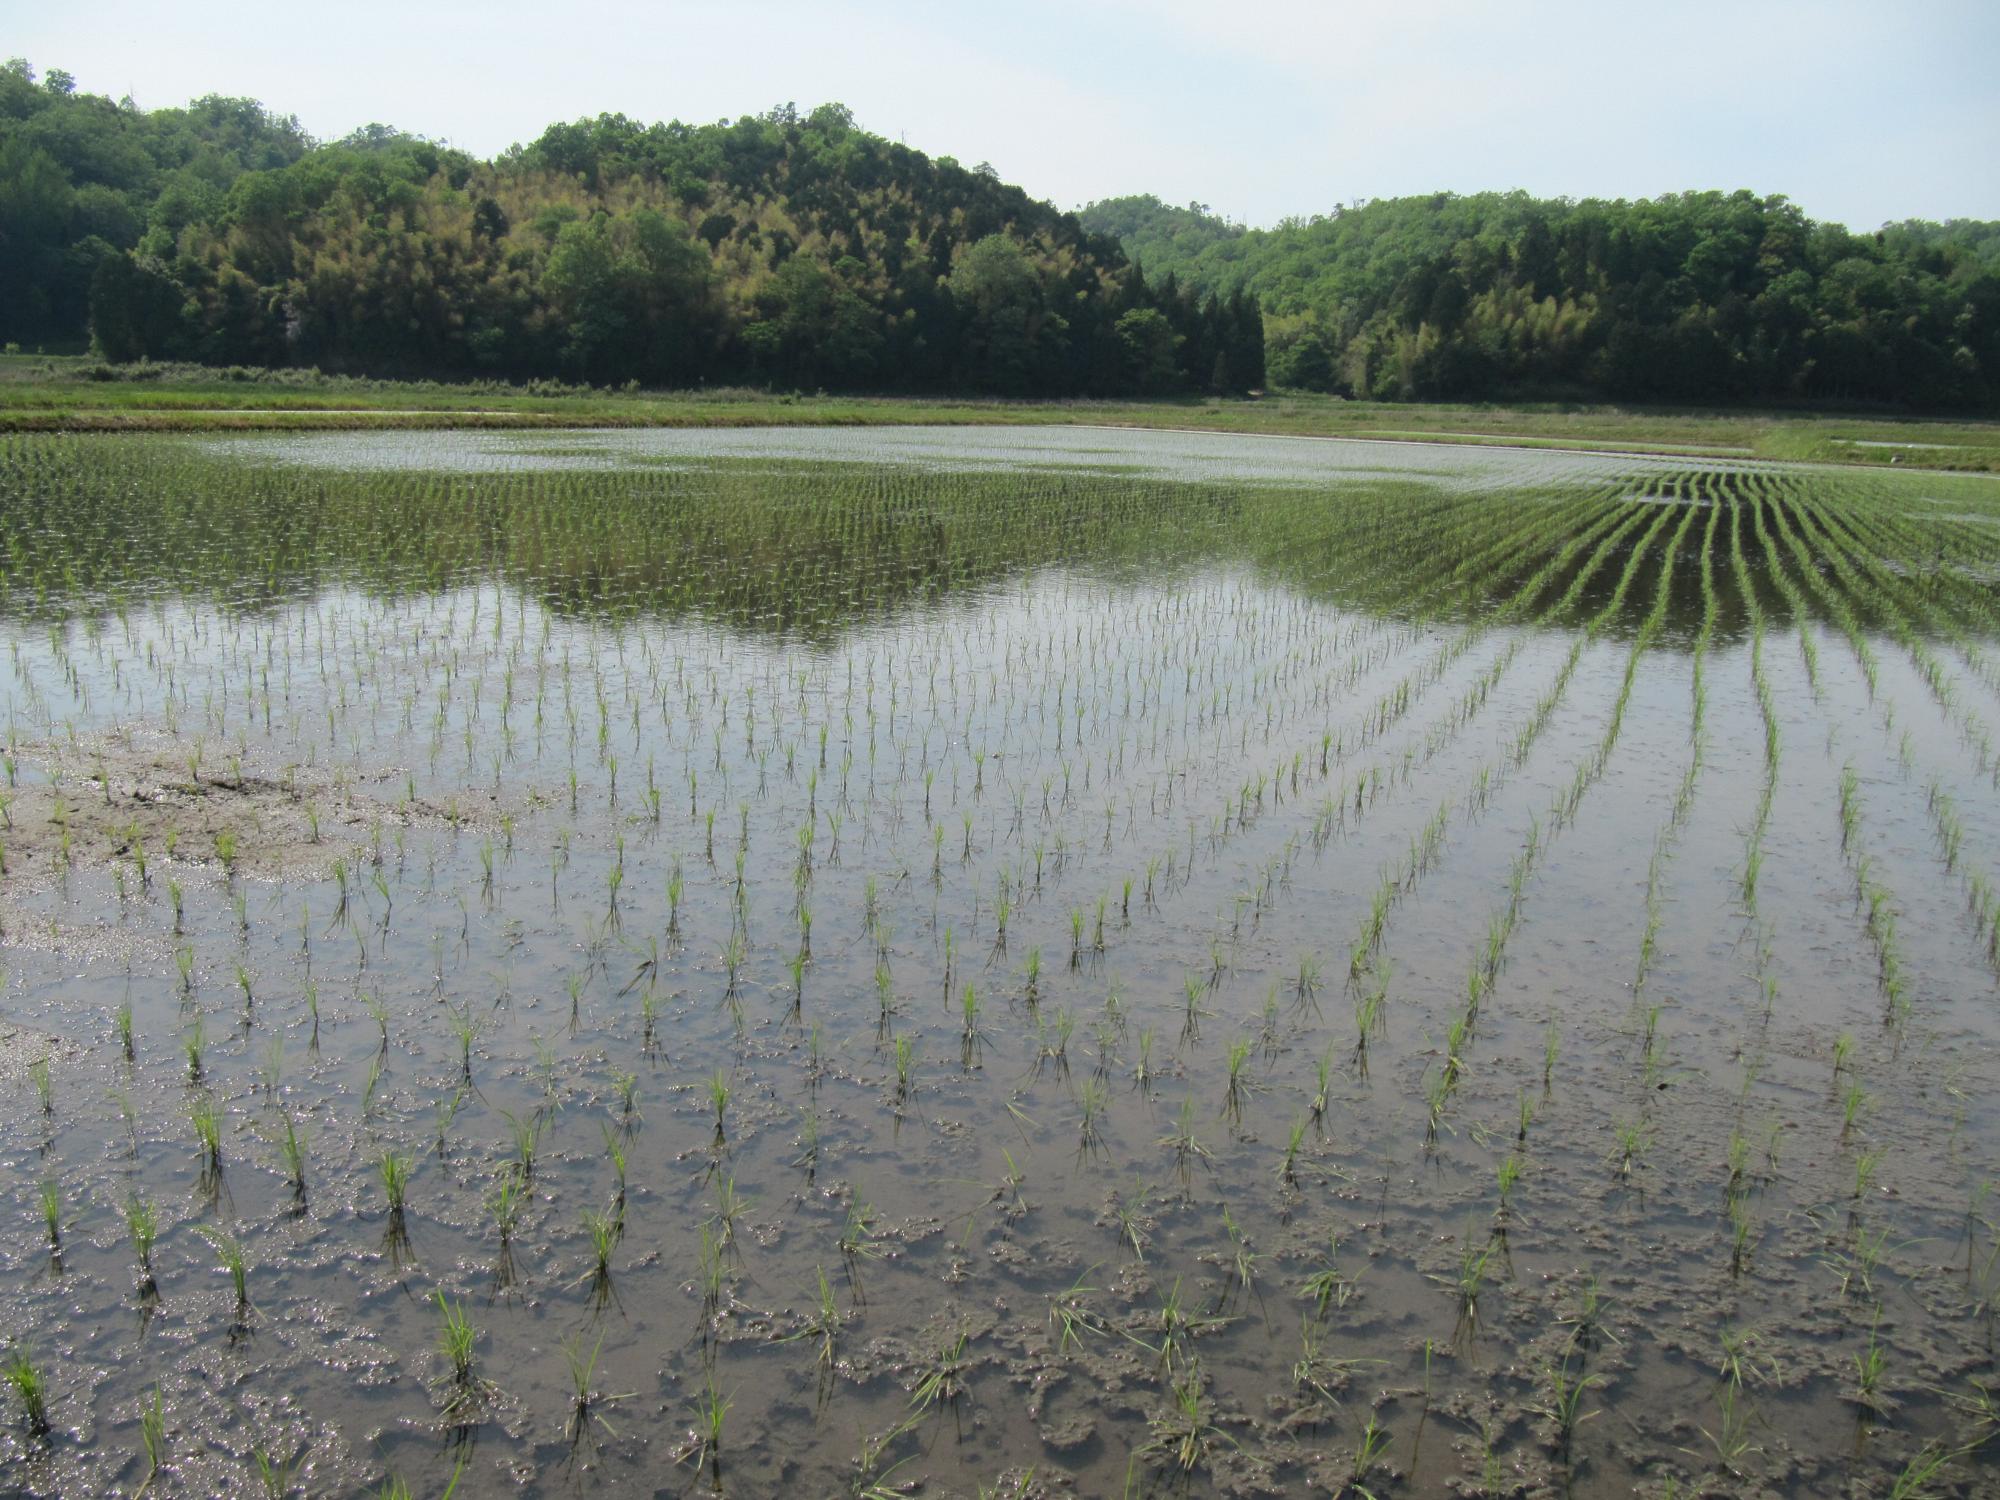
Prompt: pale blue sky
<box><xmin>9</xmin><ymin>0</ymin><xmax>1997</xmax><ymax>230</ymax></box>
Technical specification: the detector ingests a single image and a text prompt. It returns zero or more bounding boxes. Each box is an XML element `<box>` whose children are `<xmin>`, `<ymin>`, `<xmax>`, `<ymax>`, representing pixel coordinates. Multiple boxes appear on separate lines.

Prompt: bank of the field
<box><xmin>3</xmin><ymin>356</ymin><xmax>1996</xmax><ymax>472</ymax></box>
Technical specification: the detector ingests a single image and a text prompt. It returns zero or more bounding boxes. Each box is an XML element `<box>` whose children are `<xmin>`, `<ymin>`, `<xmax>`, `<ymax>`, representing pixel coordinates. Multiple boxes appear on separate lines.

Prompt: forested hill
<box><xmin>0</xmin><ymin>62</ymin><xmax>1262</xmax><ymax>396</ymax></box>
<box><xmin>1080</xmin><ymin>193</ymin><xmax>2000</xmax><ymax>409</ymax></box>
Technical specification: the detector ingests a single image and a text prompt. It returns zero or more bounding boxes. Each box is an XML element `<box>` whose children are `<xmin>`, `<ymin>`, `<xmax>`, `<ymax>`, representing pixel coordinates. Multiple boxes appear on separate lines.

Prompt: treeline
<box><xmin>1080</xmin><ymin>193</ymin><xmax>2000</xmax><ymax>409</ymax></box>
<box><xmin>0</xmin><ymin>62</ymin><xmax>1263</xmax><ymax>397</ymax></box>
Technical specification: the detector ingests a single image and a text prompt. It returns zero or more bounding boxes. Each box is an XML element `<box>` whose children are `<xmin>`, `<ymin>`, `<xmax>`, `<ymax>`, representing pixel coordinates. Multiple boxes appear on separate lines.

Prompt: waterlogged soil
<box><xmin>0</xmin><ymin>428</ymin><xmax>1997</xmax><ymax>1498</ymax></box>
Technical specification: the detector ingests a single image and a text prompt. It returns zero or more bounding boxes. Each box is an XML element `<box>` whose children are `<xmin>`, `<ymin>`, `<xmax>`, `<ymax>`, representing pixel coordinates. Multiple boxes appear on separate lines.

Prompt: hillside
<box><xmin>0</xmin><ymin>63</ymin><xmax>1261</xmax><ymax>396</ymax></box>
<box><xmin>1082</xmin><ymin>192</ymin><xmax>2000</xmax><ymax>408</ymax></box>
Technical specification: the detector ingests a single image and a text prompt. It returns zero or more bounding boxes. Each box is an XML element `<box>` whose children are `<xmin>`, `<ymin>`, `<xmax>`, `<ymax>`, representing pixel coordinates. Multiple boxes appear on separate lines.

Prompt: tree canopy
<box><xmin>1081</xmin><ymin>192</ymin><xmax>2000</xmax><ymax>409</ymax></box>
<box><xmin>2</xmin><ymin>64</ymin><xmax>1261</xmax><ymax>397</ymax></box>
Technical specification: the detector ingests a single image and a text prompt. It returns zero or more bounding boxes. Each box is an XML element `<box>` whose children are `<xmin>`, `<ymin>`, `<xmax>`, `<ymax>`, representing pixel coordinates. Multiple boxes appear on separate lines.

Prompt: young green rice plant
<box><xmin>1076</xmin><ymin>1077</ymin><xmax>1108</xmax><ymax>1150</ymax></box>
<box><xmin>500</xmin><ymin>1108</ymin><xmax>542</xmax><ymax>1183</ymax></box>
<box><xmin>28</xmin><ymin>1054</ymin><xmax>52</xmax><ymax>1116</ymax></box>
<box><xmin>1301</xmin><ymin>1227</ymin><xmax>1358</xmax><ymax>1317</ymax></box>
<box><xmin>707</xmin><ymin>1069</ymin><xmax>731</xmax><ymax>1140</ymax></box>
<box><xmin>1434</xmin><ymin>1223</ymin><xmax>1495</xmax><ymax>1334</ymax></box>
<box><xmin>184</xmin><ymin>1013</ymin><xmax>205</xmax><ymax>1083</ymax></box>
<box><xmin>123</xmin><ymin>1192</ymin><xmax>160</xmax><ymax>1285</ymax></box>
<box><xmin>138</xmin><ymin>1382</ymin><xmax>165</xmax><ymax>1482</ymax></box>
<box><xmin>1047</xmin><ymin>1265</ymin><xmax>1104</xmax><ymax>1353</ymax></box>
<box><xmin>1221</xmin><ymin>1036</ymin><xmax>1255</xmax><ymax>1118</ymax></box>
<box><xmin>1277</xmin><ymin>1113</ymin><xmax>1309</xmax><ymax>1186</ymax></box>
<box><xmin>910</xmin><ymin>1328</ymin><xmax>971</xmax><ymax>1413</ymax></box>
<box><xmin>561</xmin><ymin>1329</ymin><xmax>632</xmax><ymax>1445</ymax></box>
<box><xmin>1219</xmin><ymin>1205</ymin><xmax>1258</xmax><ymax>1297</ymax></box>
<box><xmin>275</xmin><ymin>1113</ymin><xmax>306</xmax><ymax>1200</ymax></box>
<box><xmin>681</xmin><ymin>1368</ymin><xmax>731</xmax><ymax>1479</ymax></box>
<box><xmin>892</xmin><ymin>1033</ymin><xmax>916</xmax><ymax>1105</ymax></box>
<box><xmin>601</xmin><ymin>1123</ymin><xmax>628</xmax><ymax>1207</ymax></box>
<box><xmin>1612</xmin><ymin>1117</ymin><xmax>1648</xmax><ymax>1179</ymax></box>
<box><xmin>710</xmin><ymin>1175</ymin><xmax>749</xmax><ymax>1250</ymax></box>
<box><xmin>38</xmin><ymin>1179</ymin><xmax>61</xmax><ymax>1253</ymax></box>
<box><xmin>1697</xmin><ymin>1375</ymin><xmax>1756</xmax><ymax>1476</ymax></box>
<box><xmin>1159</xmin><ymin>1097</ymin><xmax>1213</xmax><ymax>1172</ymax></box>
<box><xmin>1496</xmin><ymin>1153</ymin><xmax>1523</xmax><ymax>1218</ymax></box>
<box><xmin>1348</xmin><ymin>1410</ymin><xmax>1391</xmax><ymax>1495</ymax></box>
<box><xmin>1850</xmin><ymin>1312</ymin><xmax>1890</xmax><ymax>1414</ymax></box>
<box><xmin>1841</xmin><ymin>1081</ymin><xmax>1869</xmax><ymax>1141</ymax></box>
<box><xmin>434</xmin><ymin>1290</ymin><xmax>479</xmax><ymax>1405</ymax></box>
<box><xmin>1883</xmin><ymin>1443</ymin><xmax>1955</xmax><ymax>1500</ymax></box>
<box><xmin>487</xmin><ymin>1173</ymin><xmax>525</xmax><ymax>1254</ymax></box>
<box><xmin>782</xmin><ymin>1265</ymin><xmax>844</xmax><ymax>1370</ymax></box>
<box><xmin>1181</xmin><ymin>972</ymin><xmax>1210</xmax><ymax>1035</ymax></box>
<box><xmin>1132</xmin><ymin>1026</ymin><xmax>1157</xmax><ymax>1091</ymax></box>
<box><xmin>243</xmin><ymin>1440</ymin><xmax>310</xmax><ymax>1500</ymax></box>
<box><xmin>361</xmin><ymin>1054</ymin><xmax>383</xmax><ymax>1120</ymax></box>
<box><xmin>4</xmin><ymin>1346</ymin><xmax>49</xmax><ymax>1438</ymax></box>
<box><xmin>1853</xmin><ymin>1147</ymin><xmax>1882</xmax><ymax>1201</ymax></box>
<box><xmin>959</xmin><ymin>983</ymin><xmax>985</xmax><ymax>1062</ymax></box>
<box><xmin>199</xmin><ymin>1226</ymin><xmax>250</xmax><ymax>1317</ymax></box>
<box><xmin>1532</xmin><ymin>1357</ymin><xmax>1600</xmax><ymax>1463</ymax></box>
<box><xmin>839</xmin><ymin>1200</ymin><xmax>882</xmax><ymax>1264</ymax></box>
<box><xmin>378</xmin><ymin>1151</ymin><xmax>411</xmax><ymax>1224</ymax></box>
<box><xmin>581</xmin><ymin>1202</ymin><xmax>621</xmax><ymax>1298</ymax></box>
<box><xmin>189</xmin><ymin>1092</ymin><xmax>222</xmax><ymax>1171</ymax></box>
<box><xmin>1141</xmin><ymin>1359</ymin><xmax>1230</xmax><ymax>1477</ymax></box>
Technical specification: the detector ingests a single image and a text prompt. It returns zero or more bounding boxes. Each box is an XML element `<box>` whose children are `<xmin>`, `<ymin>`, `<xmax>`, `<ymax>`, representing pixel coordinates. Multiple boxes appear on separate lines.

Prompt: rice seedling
<box><xmin>434</xmin><ymin>1290</ymin><xmax>479</xmax><ymax>1407</ymax></box>
<box><xmin>123</xmin><ymin>1193</ymin><xmax>160</xmax><ymax>1285</ymax></box>
<box><xmin>1047</xmin><ymin>1266</ymin><xmax>1104</xmax><ymax>1353</ymax></box>
<box><xmin>838</xmin><ymin>1199</ymin><xmax>883</xmax><ymax>1264</ymax></box>
<box><xmin>782</xmin><ymin>1265</ymin><xmax>844</xmax><ymax>1370</ymax></box>
<box><xmin>1533</xmin><ymin>1357</ymin><xmax>1599</xmax><ymax>1462</ymax></box>
<box><xmin>199</xmin><ymin>1226</ymin><xmax>251</xmax><ymax>1318</ymax></box>
<box><xmin>1434</xmin><ymin>1224</ymin><xmax>1496</xmax><ymax>1334</ymax></box>
<box><xmin>500</xmin><ymin>1108</ymin><xmax>542</xmax><ymax>1182</ymax></box>
<box><xmin>138</xmin><ymin>1383</ymin><xmax>165</xmax><ymax>1483</ymax></box>
<box><xmin>189</xmin><ymin>1092</ymin><xmax>222</xmax><ymax>1171</ymax></box>
<box><xmin>184</xmin><ymin>1013</ymin><xmax>206</xmax><ymax>1082</ymax></box>
<box><xmin>707</xmin><ymin>1069</ymin><xmax>732</xmax><ymax>1140</ymax></box>
<box><xmin>1348</xmin><ymin>1410</ymin><xmax>1391</xmax><ymax>1496</ymax></box>
<box><xmin>29</xmin><ymin>1055</ymin><xmax>52</xmax><ymax>1116</ymax></box>
<box><xmin>378</xmin><ymin>1151</ymin><xmax>411</xmax><ymax>1223</ymax></box>
<box><xmin>1301</xmin><ymin>1226</ymin><xmax>1359</xmax><ymax>1317</ymax></box>
<box><xmin>1612</xmin><ymin>1117</ymin><xmax>1648</xmax><ymax>1179</ymax></box>
<box><xmin>1076</xmin><ymin>1077</ymin><xmax>1108</xmax><ymax>1150</ymax></box>
<box><xmin>680</xmin><ymin>1368</ymin><xmax>732</xmax><ymax>1479</ymax></box>
<box><xmin>267</xmin><ymin>1113</ymin><xmax>306</xmax><ymax>1200</ymax></box>
<box><xmin>1221</xmin><ymin>1036</ymin><xmax>1255</xmax><ymax>1118</ymax></box>
<box><xmin>561</xmin><ymin>1329</ymin><xmax>632</xmax><ymax>1444</ymax></box>
<box><xmin>1277</xmin><ymin>1114</ymin><xmax>1309</xmax><ymax>1185</ymax></box>
<box><xmin>4</xmin><ymin>1346</ymin><xmax>50</xmax><ymax>1438</ymax></box>
<box><xmin>1138</xmin><ymin>1359</ymin><xmax>1232</xmax><ymax>1477</ymax></box>
<box><xmin>710</xmin><ymin>1175</ymin><xmax>750</xmax><ymax>1249</ymax></box>
<box><xmin>1159</xmin><ymin>1097</ymin><xmax>1213</xmax><ymax>1171</ymax></box>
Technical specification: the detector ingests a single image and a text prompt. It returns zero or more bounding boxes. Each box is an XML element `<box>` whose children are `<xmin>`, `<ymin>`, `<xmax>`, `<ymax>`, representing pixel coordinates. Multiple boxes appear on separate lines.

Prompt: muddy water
<box><xmin>0</xmin><ymin>430</ymin><xmax>1996</xmax><ymax>1498</ymax></box>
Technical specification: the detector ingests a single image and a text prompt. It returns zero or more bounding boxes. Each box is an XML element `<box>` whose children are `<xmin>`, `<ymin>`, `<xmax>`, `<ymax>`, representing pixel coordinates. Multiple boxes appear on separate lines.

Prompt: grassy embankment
<box><xmin>3</xmin><ymin>354</ymin><xmax>1996</xmax><ymax>471</ymax></box>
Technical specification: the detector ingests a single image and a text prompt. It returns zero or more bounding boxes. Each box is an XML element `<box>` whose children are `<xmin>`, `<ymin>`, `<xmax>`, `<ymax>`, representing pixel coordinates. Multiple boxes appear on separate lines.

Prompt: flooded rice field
<box><xmin>0</xmin><ymin>427</ymin><xmax>1997</xmax><ymax>1498</ymax></box>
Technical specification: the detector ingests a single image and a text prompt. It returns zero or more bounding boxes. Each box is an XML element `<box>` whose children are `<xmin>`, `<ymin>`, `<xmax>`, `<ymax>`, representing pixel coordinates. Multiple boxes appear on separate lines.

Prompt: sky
<box><xmin>8</xmin><ymin>0</ymin><xmax>1998</xmax><ymax>231</ymax></box>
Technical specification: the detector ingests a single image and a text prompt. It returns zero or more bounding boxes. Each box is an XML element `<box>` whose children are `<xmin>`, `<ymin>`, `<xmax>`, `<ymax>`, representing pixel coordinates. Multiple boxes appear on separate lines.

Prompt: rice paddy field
<box><xmin>1</xmin><ymin>424</ymin><xmax>1998</xmax><ymax>1498</ymax></box>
